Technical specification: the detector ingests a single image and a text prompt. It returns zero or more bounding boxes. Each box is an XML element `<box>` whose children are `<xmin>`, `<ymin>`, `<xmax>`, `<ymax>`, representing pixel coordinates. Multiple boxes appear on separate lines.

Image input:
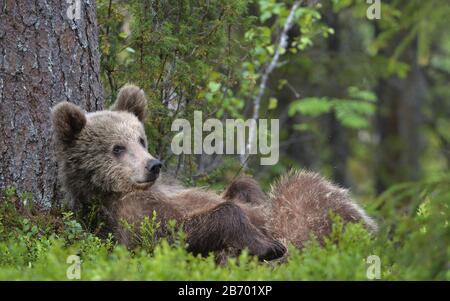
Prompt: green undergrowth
<box><xmin>0</xmin><ymin>177</ymin><xmax>449</xmax><ymax>280</ymax></box>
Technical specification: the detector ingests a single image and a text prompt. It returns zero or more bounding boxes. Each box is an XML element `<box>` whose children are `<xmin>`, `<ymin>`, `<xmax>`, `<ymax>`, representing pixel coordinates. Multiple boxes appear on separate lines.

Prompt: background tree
<box><xmin>0</xmin><ymin>0</ymin><xmax>103</xmax><ymax>208</ymax></box>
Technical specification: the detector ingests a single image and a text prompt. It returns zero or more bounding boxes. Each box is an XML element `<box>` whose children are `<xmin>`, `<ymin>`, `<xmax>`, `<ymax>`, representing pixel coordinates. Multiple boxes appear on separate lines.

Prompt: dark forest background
<box><xmin>97</xmin><ymin>0</ymin><xmax>449</xmax><ymax>200</ymax></box>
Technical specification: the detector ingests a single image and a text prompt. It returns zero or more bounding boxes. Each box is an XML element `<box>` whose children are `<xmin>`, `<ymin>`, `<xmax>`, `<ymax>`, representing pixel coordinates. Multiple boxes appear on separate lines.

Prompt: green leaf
<box><xmin>336</xmin><ymin>113</ymin><xmax>370</xmax><ymax>129</ymax></box>
<box><xmin>347</xmin><ymin>87</ymin><xmax>377</xmax><ymax>102</ymax></box>
<box><xmin>289</xmin><ymin>97</ymin><xmax>332</xmax><ymax>117</ymax></box>
<box><xmin>268</xmin><ymin>97</ymin><xmax>278</xmax><ymax>110</ymax></box>
<box><xmin>118</xmin><ymin>32</ymin><xmax>128</xmax><ymax>39</ymax></box>
<box><xmin>208</xmin><ymin>82</ymin><xmax>221</xmax><ymax>93</ymax></box>
<box><xmin>260</xmin><ymin>11</ymin><xmax>272</xmax><ymax>22</ymax></box>
<box><xmin>293</xmin><ymin>124</ymin><xmax>310</xmax><ymax>132</ymax></box>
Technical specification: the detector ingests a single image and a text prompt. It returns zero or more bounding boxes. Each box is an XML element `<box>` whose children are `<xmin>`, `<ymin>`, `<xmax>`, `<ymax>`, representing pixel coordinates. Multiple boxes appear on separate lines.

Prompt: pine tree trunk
<box><xmin>0</xmin><ymin>0</ymin><xmax>103</xmax><ymax>209</ymax></box>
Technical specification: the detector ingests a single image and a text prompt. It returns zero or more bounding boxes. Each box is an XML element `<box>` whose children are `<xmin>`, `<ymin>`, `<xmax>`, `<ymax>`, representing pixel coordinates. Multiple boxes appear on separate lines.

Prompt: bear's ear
<box><xmin>51</xmin><ymin>102</ymin><xmax>86</xmax><ymax>144</ymax></box>
<box><xmin>111</xmin><ymin>84</ymin><xmax>148</xmax><ymax>123</ymax></box>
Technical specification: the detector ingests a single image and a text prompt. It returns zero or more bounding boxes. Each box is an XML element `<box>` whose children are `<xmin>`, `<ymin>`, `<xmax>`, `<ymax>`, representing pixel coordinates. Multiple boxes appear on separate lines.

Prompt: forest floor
<box><xmin>0</xmin><ymin>178</ymin><xmax>448</xmax><ymax>280</ymax></box>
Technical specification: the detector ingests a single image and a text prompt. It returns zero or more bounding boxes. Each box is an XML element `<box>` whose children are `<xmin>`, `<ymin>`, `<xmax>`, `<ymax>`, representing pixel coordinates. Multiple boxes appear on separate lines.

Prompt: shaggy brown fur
<box><xmin>267</xmin><ymin>170</ymin><xmax>377</xmax><ymax>249</ymax></box>
<box><xmin>51</xmin><ymin>84</ymin><xmax>376</xmax><ymax>262</ymax></box>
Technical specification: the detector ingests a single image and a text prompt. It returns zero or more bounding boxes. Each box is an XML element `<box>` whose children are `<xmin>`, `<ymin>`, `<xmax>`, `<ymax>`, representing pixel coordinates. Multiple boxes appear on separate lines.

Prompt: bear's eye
<box><xmin>112</xmin><ymin>145</ymin><xmax>126</xmax><ymax>156</ymax></box>
<box><xmin>139</xmin><ymin>137</ymin><xmax>146</xmax><ymax>147</ymax></box>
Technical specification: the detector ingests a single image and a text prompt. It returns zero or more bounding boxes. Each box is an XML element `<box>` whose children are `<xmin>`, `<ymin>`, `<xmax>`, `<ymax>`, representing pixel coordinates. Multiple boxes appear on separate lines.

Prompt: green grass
<box><xmin>0</xmin><ymin>177</ymin><xmax>448</xmax><ymax>280</ymax></box>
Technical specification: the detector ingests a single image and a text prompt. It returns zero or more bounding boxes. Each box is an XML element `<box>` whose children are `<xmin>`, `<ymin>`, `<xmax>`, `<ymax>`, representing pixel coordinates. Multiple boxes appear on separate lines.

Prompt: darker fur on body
<box><xmin>110</xmin><ymin>185</ymin><xmax>285</xmax><ymax>260</ymax></box>
<box><xmin>51</xmin><ymin>85</ymin><xmax>376</xmax><ymax>262</ymax></box>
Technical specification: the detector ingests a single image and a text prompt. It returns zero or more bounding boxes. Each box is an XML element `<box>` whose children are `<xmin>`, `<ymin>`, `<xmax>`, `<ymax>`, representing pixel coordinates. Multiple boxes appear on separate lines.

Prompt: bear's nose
<box><xmin>146</xmin><ymin>159</ymin><xmax>162</xmax><ymax>174</ymax></box>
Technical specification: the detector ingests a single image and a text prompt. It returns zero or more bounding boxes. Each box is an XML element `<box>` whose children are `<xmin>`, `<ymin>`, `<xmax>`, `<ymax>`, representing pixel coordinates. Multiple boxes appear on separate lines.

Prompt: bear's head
<box><xmin>51</xmin><ymin>85</ymin><xmax>162</xmax><ymax>200</ymax></box>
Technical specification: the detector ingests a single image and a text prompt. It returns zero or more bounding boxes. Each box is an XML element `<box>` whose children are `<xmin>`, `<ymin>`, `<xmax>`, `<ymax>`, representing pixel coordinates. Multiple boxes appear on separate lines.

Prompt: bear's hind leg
<box><xmin>222</xmin><ymin>176</ymin><xmax>267</xmax><ymax>205</ymax></box>
<box><xmin>185</xmin><ymin>202</ymin><xmax>285</xmax><ymax>261</ymax></box>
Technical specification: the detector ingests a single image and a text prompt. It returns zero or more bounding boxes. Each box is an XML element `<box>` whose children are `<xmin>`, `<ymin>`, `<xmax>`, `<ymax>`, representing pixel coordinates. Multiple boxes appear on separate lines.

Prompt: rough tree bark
<box><xmin>0</xmin><ymin>0</ymin><xmax>103</xmax><ymax>208</ymax></box>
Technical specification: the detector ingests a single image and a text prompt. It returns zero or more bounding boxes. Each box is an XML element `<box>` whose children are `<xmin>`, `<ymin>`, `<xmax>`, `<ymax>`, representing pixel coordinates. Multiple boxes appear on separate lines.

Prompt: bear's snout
<box><xmin>145</xmin><ymin>159</ymin><xmax>162</xmax><ymax>181</ymax></box>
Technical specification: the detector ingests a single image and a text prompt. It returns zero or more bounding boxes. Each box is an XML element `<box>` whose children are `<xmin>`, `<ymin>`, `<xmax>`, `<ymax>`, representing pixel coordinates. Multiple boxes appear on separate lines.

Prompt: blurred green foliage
<box><xmin>288</xmin><ymin>86</ymin><xmax>377</xmax><ymax>129</ymax></box>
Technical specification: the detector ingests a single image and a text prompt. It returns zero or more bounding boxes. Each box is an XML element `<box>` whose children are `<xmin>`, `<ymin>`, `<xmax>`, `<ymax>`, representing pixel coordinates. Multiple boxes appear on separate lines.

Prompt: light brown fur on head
<box><xmin>51</xmin><ymin>85</ymin><xmax>156</xmax><ymax>213</ymax></box>
<box><xmin>51</xmin><ymin>102</ymin><xmax>86</xmax><ymax>144</ymax></box>
<box><xmin>111</xmin><ymin>84</ymin><xmax>148</xmax><ymax>123</ymax></box>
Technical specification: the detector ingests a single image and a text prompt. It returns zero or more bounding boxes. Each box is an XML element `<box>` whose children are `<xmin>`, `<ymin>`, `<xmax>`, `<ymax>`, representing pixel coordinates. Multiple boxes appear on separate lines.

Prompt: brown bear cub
<box><xmin>51</xmin><ymin>85</ymin><xmax>377</xmax><ymax>261</ymax></box>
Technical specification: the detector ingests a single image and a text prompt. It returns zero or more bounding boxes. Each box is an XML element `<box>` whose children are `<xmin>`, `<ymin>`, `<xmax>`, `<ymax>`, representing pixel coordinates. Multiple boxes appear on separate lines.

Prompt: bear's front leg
<box><xmin>184</xmin><ymin>202</ymin><xmax>286</xmax><ymax>261</ymax></box>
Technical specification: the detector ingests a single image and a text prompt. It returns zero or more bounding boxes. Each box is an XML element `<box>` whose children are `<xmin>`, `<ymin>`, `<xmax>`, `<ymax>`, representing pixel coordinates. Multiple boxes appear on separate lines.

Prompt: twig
<box><xmin>241</xmin><ymin>0</ymin><xmax>302</xmax><ymax>167</ymax></box>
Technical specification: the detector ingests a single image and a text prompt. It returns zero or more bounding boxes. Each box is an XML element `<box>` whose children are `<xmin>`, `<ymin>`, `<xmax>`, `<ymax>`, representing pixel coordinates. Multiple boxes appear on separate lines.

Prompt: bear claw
<box><xmin>250</xmin><ymin>237</ymin><xmax>286</xmax><ymax>261</ymax></box>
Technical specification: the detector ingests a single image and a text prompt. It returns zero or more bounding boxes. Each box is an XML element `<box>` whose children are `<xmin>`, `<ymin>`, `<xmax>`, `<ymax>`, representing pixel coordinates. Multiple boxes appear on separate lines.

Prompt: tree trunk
<box><xmin>375</xmin><ymin>43</ymin><xmax>426</xmax><ymax>193</ymax></box>
<box><xmin>325</xmin><ymin>10</ymin><xmax>349</xmax><ymax>187</ymax></box>
<box><xmin>0</xmin><ymin>0</ymin><xmax>103</xmax><ymax>208</ymax></box>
